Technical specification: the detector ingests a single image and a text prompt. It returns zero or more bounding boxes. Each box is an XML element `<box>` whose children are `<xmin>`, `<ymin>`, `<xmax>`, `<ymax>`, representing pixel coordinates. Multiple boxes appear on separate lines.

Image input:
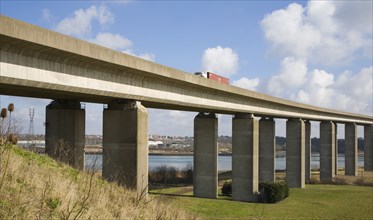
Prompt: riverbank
<box><xmin>23</xmin><ymin>146</ymin><xmax>366</xmax><ymax>157</ymax></box>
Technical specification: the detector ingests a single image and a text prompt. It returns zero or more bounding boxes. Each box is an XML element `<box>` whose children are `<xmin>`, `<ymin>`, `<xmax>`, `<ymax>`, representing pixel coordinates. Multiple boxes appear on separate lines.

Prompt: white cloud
<box><xmin>267</xmin><ymin>57</ymin><xmax>308</xmax><ymax>97</ymax></box>
<box><xmin>55</xmin><ymin>5</ymin><xmax>114</xmax><ymax>37</ymax></box>
<box><xmin>90</xmin><ymin>32</ymin><xmax>132</xmax><ymax>50</ymax></box>
<box><xmin>85</xmin><ymin>103</ymin><xmax>103</xmax><ymax>135</ymax></box>
<box><xmin>148</xmin><ymin>109</ymin><xmax>194</xmax><ymax>136</ymax></box>
<box><xmin>333</xmin><ymin>1</ymin><xmax>373</xmax><ymax>34</ymax></box>
<box><xmin>283</xmin><ymin>65</ymin><xmax>373</xmax><ymax>116</ymax></box>
<box><xmin>262</xmin><ymin>1</ymin><xmax>372</xmax><ymax>117</ymax></box>
<box><xmin>232</xmin><ymin>77</ymin><xmax>260</xmax><ymax>91</ymax></box>
<box><xmin>202</xmin><ymin>46</ymin><xmax>239</xmax><ymax>76</ymax></box>
<box><xmin>334</xmin><ymin>67</ymin><xmax>373</xmax><ymax>114</ymax></box>
<box><xmin>42</xmin><ymin>9</ymin><xmax>54</xmax><ymax>22</ymax></box>
<box><xmin>122</xmin><ymin>50</ymin><xmax>155</xmax><ymax>62</ymax></box>
<box><xmin>138</xmin><ymin>53</ymin><xmax>155</xmax><ymax>62</ymax></box>
<box><xmin>54</xmin><ymin>5</ymin><xmax>155</xmax><ymax>62</ymax></box>
<box><xmin>261</xmin><ymin>3</ymin><xmax>320</xmax><ymax>59</ymax></box>
<box><xmin>112</xmin><ymin>0</ymin><xmax>132</xmax><ymax>4</ymax></box>
<box><xmin>293</xmin><ymin>69</ymin><xmax>335</xmax><ymax>107</ymax></box>
<box><xmin>261</xmin><ymin>1</ymin><xmax>372</xmax><ymax>66</ymax></box>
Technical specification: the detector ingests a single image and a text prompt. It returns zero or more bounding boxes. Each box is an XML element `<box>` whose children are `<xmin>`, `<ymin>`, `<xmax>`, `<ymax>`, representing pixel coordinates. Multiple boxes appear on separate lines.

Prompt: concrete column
<box><xmin>345</xmin><ymin>123</ymin><xmax>357</xmax><ymax>176</ymax></box>
<box><xmin>232</xmin><ymin>113</ymin><xmax>259</xmax><ymax>202</ymax></box>
<box><xmin>286</xmin><ymin>118</ymin><xmax>305</xmax><ymax>188</ymax></box>
<box><xmin>102</xmin><ymin>100</ymin><xmax>148</xmax><ymax>195</ymax></box>
<box><xmin>259</xmin><ymin>117</ymin><xmax>275</xmax><ymax>182</ymax></box>
<box><xmin>335</xmin><ymin>124</ymin><xmax>339</xmax><ymax>175</ymax></box>
<box><xmin>364</xmin><ymin>125</ymin><xmax>373</xmax><ymax>171</ymax></box>
<box><xmin>320</xmin><ymin>121</ymin><xmax>336</xmax><ymax>183</ymax></box>
<box><xmin>304</xmin><ymin>121</ymin><xmax>311</xmax><ymax>182</ymax></box>
<box><xmin>45</xmin><ymin>100</ymin><xmax>85</xmax><ymax>170</ymax></box>
<box><xmin>193</xmin><ymin>112</ymin><xmax>218</xmax><ymax>199</ymax></box>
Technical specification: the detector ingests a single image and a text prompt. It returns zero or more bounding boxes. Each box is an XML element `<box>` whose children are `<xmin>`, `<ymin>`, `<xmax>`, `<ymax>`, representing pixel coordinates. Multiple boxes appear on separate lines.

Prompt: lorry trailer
<box><xmin>194</xmin><ymin>72</ymin><xmax>230</xmax><ymax>84</ymax></box>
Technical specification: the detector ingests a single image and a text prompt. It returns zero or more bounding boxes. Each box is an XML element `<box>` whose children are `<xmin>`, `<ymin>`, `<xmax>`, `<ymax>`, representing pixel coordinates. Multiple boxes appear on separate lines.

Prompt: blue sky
<box><xmin>0</xmin><ymin>0</ymin><xmax>372</xmax><ymax>137</ymax></box>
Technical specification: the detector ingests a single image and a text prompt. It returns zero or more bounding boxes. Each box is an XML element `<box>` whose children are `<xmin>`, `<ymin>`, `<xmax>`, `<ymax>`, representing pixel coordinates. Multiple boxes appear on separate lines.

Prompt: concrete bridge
<box><xmin>1</xmin><ymin>16</ymin><xmax>372</xmax><ymax>201</ymax></box>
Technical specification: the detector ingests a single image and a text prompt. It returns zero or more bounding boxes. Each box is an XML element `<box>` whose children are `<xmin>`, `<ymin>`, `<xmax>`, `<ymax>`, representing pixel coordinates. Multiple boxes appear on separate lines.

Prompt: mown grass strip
<box><xmin>153</xmin><ymin>184</ymin><xmax>373</xmax><ymax>219</ymax></box>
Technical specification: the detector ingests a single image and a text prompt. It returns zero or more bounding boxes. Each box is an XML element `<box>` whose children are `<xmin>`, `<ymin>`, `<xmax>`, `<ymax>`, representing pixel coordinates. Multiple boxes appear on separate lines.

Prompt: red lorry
<box><xmin>194</xmin><ymin>71</ymin><xmax>230</xmax><ymax>84</ymax></box>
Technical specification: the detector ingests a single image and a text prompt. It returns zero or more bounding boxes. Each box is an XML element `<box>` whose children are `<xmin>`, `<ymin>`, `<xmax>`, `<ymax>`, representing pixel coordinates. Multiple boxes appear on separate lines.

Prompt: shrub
<box><xmin>258</xmin><ymin>181</ymin><xmax>289</xmax><ymax>203</ymax></box>
<box><xmin>183</xmin><ymin>163</ymin><xmax>193</xmax><ymax>183</ymax></box>
<box><xmin>221</xmin><ymin>181</ymin><xmax>232</xmax><ymax>196</ymax></box>
<box><xmin>148</xmin><ymin>165</ymin><xmax>193</xmax><ymax>185</ymax></box>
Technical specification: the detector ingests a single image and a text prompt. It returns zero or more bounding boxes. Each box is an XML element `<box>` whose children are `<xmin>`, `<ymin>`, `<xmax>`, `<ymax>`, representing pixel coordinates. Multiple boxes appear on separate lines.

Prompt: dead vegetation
<box><xmin>0</xmin><ymin>145</ymin><xmax>193</xmax><ymax>219</ymax></box>
<box><xmin>0</xmin><ymin>102</ymin><xmax>194</xmax><ymax>219</ymax></box>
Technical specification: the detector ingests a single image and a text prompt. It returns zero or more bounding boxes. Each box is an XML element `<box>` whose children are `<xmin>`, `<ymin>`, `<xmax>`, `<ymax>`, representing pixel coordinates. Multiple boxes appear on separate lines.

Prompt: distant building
<box><xmin>148</xmin><ymin>140</ymin><xmax>164</xmax><ymax>148</ymax></box>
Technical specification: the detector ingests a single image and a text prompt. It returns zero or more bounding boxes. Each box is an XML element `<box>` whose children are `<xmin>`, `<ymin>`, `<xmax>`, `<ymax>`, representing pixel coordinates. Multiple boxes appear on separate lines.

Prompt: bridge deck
<box><xmin>0</xmin><ymin>15</ymin><xmax>372</xmax><ymax>124</ymax></box>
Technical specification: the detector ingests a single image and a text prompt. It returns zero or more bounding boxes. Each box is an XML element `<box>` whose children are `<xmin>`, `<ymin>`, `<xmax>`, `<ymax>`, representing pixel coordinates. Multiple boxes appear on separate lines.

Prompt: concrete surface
<box><xmin>45</xmin><ymin>100</ymin><xmax>85</xmax><ymax>170</ymax></box>
<box><xmin>345</xmin><ymin>123</ymin><xmax>357</xmax><ymax>176</ymax></box>
<box><xmin>305</xmin><ymin>121</ymin><xmax>311</xmax><ymax>182</ymax></box>
<box><xmin>259</xmin><ymin>117</ymin><xmax>275</xmax><ymax>182</ymax></box>
<box><xmin>320</xmin><ymin>121</ymin><xmax>335</xmax><ymax>183</ymax></box>
<box><xmin>0</xmin><ymin>15</ymin><xmax>372</xmax><ymax>125</ymax></box>
<box><xmin>335</xmin><ymin>123</ymin><xmax>338</xmax><ymax>175</ymax></box>
<box><xmin>232</xmin><ymin>114</ymin><xmax>259</xmax><ymax>202</ymax></box>
<box><xmin>286</xmin><ymin>119</ymin><xmax>305</xmax><ymax>188</ymax></box>
<box><xmin>364</xmin><ymin>125</ymin><xmax>373</xmax><ymax>171</ymax></box>
<box><xmin>193</xmin><ymin>113</ymin><xmax>218</xmax><ymax>199</ymax></box>
<box><xmin>102</xmin><ymin>100</ymin><xmax>148</xmax><ymax>194</ymax></box>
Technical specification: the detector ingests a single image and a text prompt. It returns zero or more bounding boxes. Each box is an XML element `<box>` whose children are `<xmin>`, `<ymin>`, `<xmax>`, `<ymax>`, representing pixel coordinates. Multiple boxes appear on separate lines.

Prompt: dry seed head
<box><xmin>8</xmin><ymin>103</ymin><xmax>14</xmax><ymax>112</ymax></box>
<box><xmin>7</xmin><ymin>133</ymin><xmax>14</xmax><ymax>143</ymax></box>
<box><xmin>7</xmin><ymin>134</ymin><xmax>18</xmax><ymax>145</ymax></box>
<box><xmin>0</xmin><ymin>108</ymin><xmax>7</xmax><ymax>118</ymax></box>
<box><xmin>12</xmin><ymin>135</ymin><xmax>18</xmax><ymax>145</ymax></box>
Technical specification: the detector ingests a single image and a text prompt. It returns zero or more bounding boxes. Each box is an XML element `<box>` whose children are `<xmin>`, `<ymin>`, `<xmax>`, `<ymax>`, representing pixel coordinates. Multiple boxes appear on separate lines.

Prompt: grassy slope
<box><xmin>153</xmin><ymin>184</ymin><xmax>373</xmax><ymax>219</ymax></box>
<box><xmin>0</xmin><ymin>145</ymin><xmax>191</xmax><ymax>219</ymax></box>
<box><xmin>2</xmin><ymin>145</ymin><xmax>372</xmax><ymax>219</ymax></box>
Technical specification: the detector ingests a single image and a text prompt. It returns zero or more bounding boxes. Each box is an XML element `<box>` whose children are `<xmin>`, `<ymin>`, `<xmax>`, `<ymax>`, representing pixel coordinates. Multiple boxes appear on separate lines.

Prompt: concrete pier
<box><xmin>286</xmin><ymin>118</ymin><xmax>305</xmax><ymax>188</ymax></box>
<box><xmin>345</xmin><ymin>123</ymin><xmax>357</xmax><ymax>176</ymax></box>
<box><xmin>335</xmin><ymin>124</ymin><xmax>338</xmax><ymax>175</ymax></box>
<box><xmin>232</xmin><ymin>114</ymin><xmax>259</xmax><ymax>202</ymax></box>
<box><xmin>304</xmin><ymin>121</ymin><xmax>311</xmax><ymax>182</ymax></box>
<box><xmin>320</xmin><ymin>121</ymin><xmax>335</xmax><ymax>183</ymax></box>
<box><xmin>193</xmin><ymin>113</ymin><xmax>218</xmax><ymax>199</ymax></box>
<box><xmin>45</xmin><ymin>100</ymin><xmax>85</xmax><ymax>170</ymax></box>
<box><xmin>259</xmin><ymin>117</ymin><xmax>275</xmax><ymax>182</ymax></box>
<box><xmin>364</xmin><ymin>125</ymin><xmax>373</xmax><ymax>171</ymax></box>
<box><xmin>102</xmin><ymin>101</ymin><xmax>148</xmax><ymax>194</ymax></box>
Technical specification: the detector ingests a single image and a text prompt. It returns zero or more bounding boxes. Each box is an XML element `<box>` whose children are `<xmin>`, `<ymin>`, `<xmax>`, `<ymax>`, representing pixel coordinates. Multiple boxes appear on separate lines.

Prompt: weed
<box><xmin>46</xmin><ymin>197</ymin><xmax>60</xmax><ymax>210</ymax></box>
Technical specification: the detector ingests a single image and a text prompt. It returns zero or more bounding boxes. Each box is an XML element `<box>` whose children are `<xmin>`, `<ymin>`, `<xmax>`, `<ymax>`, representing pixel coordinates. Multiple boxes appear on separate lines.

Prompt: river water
<box><xmin>85</xmin><ymin>154</ymin><xmax>365</xmax><ymax>171</ymax></box>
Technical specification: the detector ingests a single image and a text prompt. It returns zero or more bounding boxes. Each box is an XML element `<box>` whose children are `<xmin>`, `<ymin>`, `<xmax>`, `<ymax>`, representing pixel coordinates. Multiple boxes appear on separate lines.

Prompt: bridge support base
<box><xmin>102</xmin><ymin>101</ymin><xmax>148</xmax><ymax>195</ymax></box>
<box><xmin>232</xmin><ymin>114</ymin><xmax>259</xmax><ymax>202</ymax></box>
<box><xmin>286</xmin><ymin>119</ymin><xmax>305</xmax><ymax>188</ymax></box>
<box><xmin>45</xmin><ymin>100</ymin><xmax>85</xmax><ymax>170</ymax></box>
<box><xmin>259</xmin><ymin>117</ymin><xmax>275</xmax><ymax>182</ymax></box>
<box><xmin>193</xmin><ymin>113</ymin><xmax>218</xmax><ymax>199</ymax></box>
<box><xmin>364</xmin><ymin>125</ymin><xmax>373</xmax><ymax>171</ymax></box>
<box><xmin>320</xmin><ymin>121</ymin><xmax>336</xmax><ymax>183</ymax></box>
<box><xmin>345</xmin><ymin>123</ymin><xmax>357</xmax><ymax>176</ymax></box>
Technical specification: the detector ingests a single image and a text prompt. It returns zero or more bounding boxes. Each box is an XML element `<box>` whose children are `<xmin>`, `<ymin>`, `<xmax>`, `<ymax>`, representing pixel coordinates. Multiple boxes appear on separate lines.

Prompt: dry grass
<box><xmin>307</xmin><ymin>169</ymin><xmax>373</xmax><ymax>186</ymax></box>
<box><xmin>0</xmin><ymin>145</ymin><xmax>194</xmax><ymax>219</ymax></box>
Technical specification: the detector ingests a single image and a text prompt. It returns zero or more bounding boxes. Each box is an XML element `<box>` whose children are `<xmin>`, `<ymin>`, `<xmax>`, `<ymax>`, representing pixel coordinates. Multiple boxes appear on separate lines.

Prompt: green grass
<box><xmin>152</xmin><ymin>184</ymin><xmax>373</xmax><ymax>219</ymax></box>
